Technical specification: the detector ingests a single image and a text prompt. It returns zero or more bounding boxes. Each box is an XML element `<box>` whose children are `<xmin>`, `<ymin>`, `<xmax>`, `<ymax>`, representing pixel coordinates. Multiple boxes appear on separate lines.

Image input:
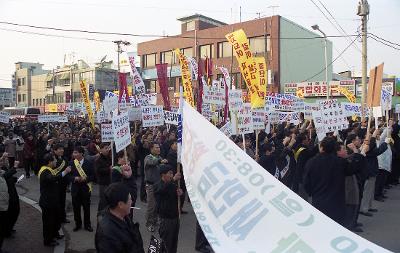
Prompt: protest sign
<box><xmin>187</xmin><ymin>57</ymin><xmax>199</xmax><ymax>81</ymax></box>
<box><xmin>181</xmin><ymin>101</ymin><xmax>391</xmax><ymax>253</ymax></box>
<box><xmin>277</xmin><ymin>112</ymin><xmax>300</xmax><ymax>125</ymax></box>
<box><xmin>142</xmin><ymin>106</ymin><xmax>164</xmax><ymax>128</ymax></box>
<box><xmin>38</xmin><ymin>115</ymin><xmax>68</xmax><ymax>123</ymax></box>
<box><xmin>381</xmin><ymin>88</ymin><xmax>392</xmax><ymax>111</ymax></box>
<box><xmin>312</xmin><ymin>110</ymin><xmax>327</xmax><ymax>140</ymax></box>
<box><xmin>318</xmin><ymin>99</ymin><xmax>348</xmax><ymax>132</ymax></box>
<box><xmin>231</xmin><ymin>103</ymin><xmax>253</xmax><ymax>135</ymax></box>
<box><xmin>228</xmin><ymin>90</ymin><xmax>243</xmax><ymax>112</ymax></box>
<box><xmin>367</xmin><ymin>63</ymin><xmax>384</xmax><ymax>107</ymax></box>
<box><xmin>201</xmin><ymin>103</ymin><xmax>213</xmax><ymax>120</ymax></box>
<box><xmin>251</xmin><ymin>108</ymin><xmax>265</xmax><ymax>130</ymax></box>
<box><xmin>128</xmin><ymin>107</ymin><xmax>142</xmax><ymax>122</ymax></box>
<box><xmin>101</xmin><ymin>123</ymin><xmax>114</xmax><ymax>142</ymax></box>
<box><xmin>203</xmin><ymin>89</ymin><xmax>225</xmax><ymax>106</ymax></box>
<box><xmin>342</xmin><ymin>102</ymin><xmax>369</xmax><ymax>117</ymax></box>
<box><xmin>303</xmin><ymin>103</ymin><xmax>320</xmax><ymax>120</ymax></box>
<box><xmin>104</xmin><ymin>91</ymin><xmax>118</xmax><ymax>116</ymax></box>
<box><xmin>373</xmin><ymin>106</ymin><xmax>383</xmax><ymax>118</ymax></box>
<box><xmin>266</xmin><ymin>93</ymin><xmax>302</xmax><ymax>112</ymax></box>
<box><xmin>219</xmin><ymin>121</ymin><xmax>233</xmax><ymax>137</ymax></box>
<box><xmin>164</xmin><ymin>110</ymin><xmax>179</xmax><ymax>125</ymax></box>
<box><xmin>111</xmin><ymin>111</ymin><xmax>130</xmax><ymax>153</ymax></box>
<box><xmin>0</xmin><ymin>111</ymin><xmax>10</xmax><ymax>124</ymax></box>
<box><xmin>95</xmin><ymin>110</ymin><xmax>108</xmax><ymax>124</ymax></box>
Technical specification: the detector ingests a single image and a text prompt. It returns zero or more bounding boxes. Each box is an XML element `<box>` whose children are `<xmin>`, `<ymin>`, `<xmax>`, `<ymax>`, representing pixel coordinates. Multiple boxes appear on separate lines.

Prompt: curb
<box><xmin>19</xmin><ymin>195</ymin><xmax>66</xmax><ymax>253</ymax></box>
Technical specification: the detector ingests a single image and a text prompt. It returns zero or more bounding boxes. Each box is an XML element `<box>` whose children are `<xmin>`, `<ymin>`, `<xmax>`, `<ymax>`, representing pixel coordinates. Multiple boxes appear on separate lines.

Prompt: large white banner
<box><xmin>38</xmin><ymin>115</ymin><xmax>68</xmax><ymax>123</ymax></box>
<box><xmin>181</xmin><ymin>101</ymin><xmax>392</xmax><ymax>253</ymax></box>
<box><xmin>0</xmin><ymin>112</ymin><xmax>10</xmax><ymax>124</ymax></box>
<box><xmin>127</xmin><ymin>53</ymin><xmax>146</xmax><ymax>95</ymax></box>
<box><xmin>112</xmin><ymin>111</ymin><xmax>131</xmax><ymax>153</ymax></box>
<box><xmin>141</xmin><ymin>106</ymin><xmax>164</xmax><ymax>128</ymax></box>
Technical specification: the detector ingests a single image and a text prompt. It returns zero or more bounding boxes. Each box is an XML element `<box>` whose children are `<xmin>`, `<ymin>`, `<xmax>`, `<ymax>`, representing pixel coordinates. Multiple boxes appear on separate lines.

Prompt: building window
<box><xmin>217</xmin><ymin>42</ymin><xmax>233</xmax><ymax>58</ymax></box>
<box><xmin>181</xmin><ymin>47</ymin><xmax>193</xmax><ymax>58</ymax></box>
<box><xmin>143</xmin><ymin>54</ymin><xmax>156</xmax><ymax>68</ymax></box>
<box><xmin>160</xmin><ymin>51</ymin><xmax>176</xmax><ymax>64</ymax></box>
<box><xmin>39</xmin><ymin>98</ymin><xmax>42</xmax><ymax>105</ymax></box>
<box><xmin>18</xmin><ymin>94</ymin><xmax>21</xmax><ymax>102</ymax></box>
<box><xmin>249</xmin><ymin>36</ymin><xmax>268</xmax><ymax>55</ymax></box>
<box><xmin>22</xmin><ymin>94</ymin><xmax>26</xmax><ymax>102</ymax></box>
<box><xmin>22</xmin><ymin>78</ymin><xmax>25</xmax><ymax>86</ymax></box>
<box><xmin>18</xmin><ymin>79</ymin><xmax>21</xmax><ymax>86</ymax></box>
<box><xmin>199</xmin><ymin>44</ymin><xmax>214</xmax><ymax>58</ymax></box>
<box><xmin>186</xmin><ymin>21</ymin><xmax>195</xmax><ymax>31</ymax></box>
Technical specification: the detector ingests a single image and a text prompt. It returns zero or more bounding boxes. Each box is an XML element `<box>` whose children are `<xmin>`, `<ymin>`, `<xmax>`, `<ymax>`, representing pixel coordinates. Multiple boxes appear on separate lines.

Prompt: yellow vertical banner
<box><xmin>175</xmin><ymin>48</ymin><xmax>195</xmax><ymax>107</ymax></box>
<box><xmin>253</xmin><ymin>56</ymin><xmax>267</xmax><ymax>98</ymax></box>
<box><xmin>226</xmin><ymin>29</ymin><xmax>264</xmax><ymax>108</ymax></box>
<box><xmin>94</xmin><ymin>91</ymin><xmax>101</xmax><ymax>112</ymax></box>
<box><xmin>80</xmin><ymin>80</ymin><xmax>95</xmax><ymax>128</ymax></box>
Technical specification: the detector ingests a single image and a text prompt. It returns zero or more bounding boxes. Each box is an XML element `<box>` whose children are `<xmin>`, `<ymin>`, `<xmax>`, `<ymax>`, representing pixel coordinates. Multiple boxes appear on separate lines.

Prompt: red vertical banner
<box><xmin>156</xmin><ymin>63</ymin><xmax>171</xmax><ymax>111</ymax></box>
<box><xmin>197</xmin><ymin>59</ymin><xmax>204</xmax><ymax>113</ymax></box>
<box><xmin>118</xmin><ymin>72</ymin><xmax>129</xmax><ymax>103</ymax></box>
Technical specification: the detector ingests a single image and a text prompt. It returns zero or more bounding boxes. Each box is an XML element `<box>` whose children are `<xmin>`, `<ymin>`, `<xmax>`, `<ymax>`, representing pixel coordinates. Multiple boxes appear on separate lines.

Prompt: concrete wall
<box><xmin>279</xmin><ymin>17</ymin><xmax>332</xmax><ymax>89</ymax></box>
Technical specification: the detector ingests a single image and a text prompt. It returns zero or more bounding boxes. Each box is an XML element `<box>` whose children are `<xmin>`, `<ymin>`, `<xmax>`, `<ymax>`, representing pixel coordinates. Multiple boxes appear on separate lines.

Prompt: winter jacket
<box><xmin>0</xmin><ymin>170</ymin><xmax>9</xmax><ymax>211</ymax></box>
<box><xmin>377</xmin><ymin>128</ymin><xmax>392</xmax><ymax>172</ymax></box>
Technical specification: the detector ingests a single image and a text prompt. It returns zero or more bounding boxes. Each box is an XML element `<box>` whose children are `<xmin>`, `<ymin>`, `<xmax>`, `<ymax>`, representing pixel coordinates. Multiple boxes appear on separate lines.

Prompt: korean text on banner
<box><xmin>187</xmin><ymin>57</ymin><xmax>199</xmax><ymax>81</ymax></box>
<box><xmin>80</xmin><ymin>80</ymin><xmax>95</xmax><ymax>128</ymax></box>
<box><xmin>142</xmin><ymin>106</ymin><xmax>164</xmax><ymax>128</ymax></box>
<box><xmin>231</xmin><ymin>103</ymin><xmax>253</xmax><ymax>135</ymax></box>
<box><xmin>0</xmin><ymin>112</ymin><xmax>10</xmax><ymax>124</ymax></box>
<box><xmin>225</xmin><ymin>29</ymin><xmax>264</xmax><ymax>108</ymax></box>
<box><xmin>164</xmin><ymin>111</ymin><xmax>179</xmax><ymax>125</ymax></box>
<box><xmin>156</xmin><ymin>63</ymin><xmax>171</xmax><ymax>111</ymax></box>
<box><xmin>175</xmin><ymin>48</ymin><xmax>194</xmax><ymax>107</ymax></box>
<box><xmin>203</xmin><ymin>89</ymin><xmax>225</xmax><ymax>106</ymax></box>
<box><xmin>228</xmin><ymin>90</ymin><xmax>243</xmax><ymax>112</ymax></box>
<box><xmin>342</xmin><ymin>102</ymin><xmax>369</xmax><ymax>117</ymax></box>
<box><xmin>38</xmin><ymin>115</ymin><xmax>68</xmax><ymax>123</ymax></box>
<box><xmin>303</xmin><ymin>103</ymin><xmax>319</xmax><ymax>120</ymax></box>
<box><xmin>112</xmin><ymin>111</ymin><xmax>130</xmax><ymax>153</ymax></box>
<box><xmin>251</xmin><ymin>108</ymin><xmax>265</xmax><ymax>130</ymax></box>
<box><xmin>381</xmin><ymin>88</ymin><xmax>392</xmax><ymax>111</ymax></box>
<box><xmin>101</xmin><ymin>123</ymin><xmax>114</xmax><ymax>142</ymax></box>
<box><xmin>104</xmin><ymin>91</ymin><xmax>119</xmax><ymax>117</ymax></box>
<box><xmin>127</xmin><ymin>53</ymin><xmax>146</xmax><ymax>95</ymax></box>
<box><xmin>181</xmin><ymin>100</ymin><xmax>392</xmax><ymax>253</ymax></box>
<box><xmin>367</xmin><ymin>63</ymin><xmax>384</xmax><ymax>107</ymax></box>
<box><xmin>319</xmin><ymin>99</ymin><xmax>348</xmax><ymax>132</ymax></box>
<box><xmin>94</xmin><ymin>91</ymin><xmax>101</xmax><ymax>112</ymax></box>
<box><xmin>253</xmin><ymin>57</ymin><xmax>267</xmax><ymax>97</ymax></box>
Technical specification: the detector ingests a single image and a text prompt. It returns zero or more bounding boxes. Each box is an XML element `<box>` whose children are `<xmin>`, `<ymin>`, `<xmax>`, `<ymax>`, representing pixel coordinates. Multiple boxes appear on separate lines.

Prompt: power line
<box><xmin>0</xmin><ymin>20</ymin><xmax>359</xmax><ymax>40</ymax></box>
<box><xmin>368</xmin><ymin>33</ymin><xmax>400</xmax><ymax>47</ymax></box>
<box><xmin>302</xmin><ymin>35</ymin><xmax>360</xmax><ymax>82</ymax></box>
<box><xmin>0</xmin><ymin>27</ymin><xmax>113</xmax><ymax>43</ymax></box>
<box><xmin>368</xmin><ymin>35</ymin><xmax>400</xmax><ymax>51</ymax></box>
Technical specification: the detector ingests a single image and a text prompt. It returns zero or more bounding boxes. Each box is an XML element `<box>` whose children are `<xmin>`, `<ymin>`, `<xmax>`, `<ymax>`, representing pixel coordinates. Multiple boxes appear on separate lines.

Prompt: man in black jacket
<box><xmin>39</xmin><ymin>153</ymin><xmax>71</xmax><ymax>246</ymax></box>
<box><xmin>53</xmin><ymin>144</ymin><xmax>70</xmax><ymax>224</ymax></box>
<box><xmin>304</xmin><ymin>137</ymin><xmax>357</xmax><ymax>225</ymax></box>
<box><xmin>95</xmin><ymin>143</ymin><xmax>112</xmax><ymax>216</ymax></box>
<box><xmin>69</xmin><ymin>146</ymin><xmax>95</xmax><ymax>232</ymax></box>
<box><xmin>154</xmin><ymin>165</ymin><xmax>182</xmax><ymax>253</ymax></box>
<box><xmin>95</xmin><ymin>183</ymin><xmax>144</xmax><ymax>253</ymax></box>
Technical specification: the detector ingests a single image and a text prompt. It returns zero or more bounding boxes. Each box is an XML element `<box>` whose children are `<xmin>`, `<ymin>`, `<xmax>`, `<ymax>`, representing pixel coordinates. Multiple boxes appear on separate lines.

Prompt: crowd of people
<box><xmin>0</xmin><ymin>112</ymin><xmax>399</xmax><ymax>253</ymax></box>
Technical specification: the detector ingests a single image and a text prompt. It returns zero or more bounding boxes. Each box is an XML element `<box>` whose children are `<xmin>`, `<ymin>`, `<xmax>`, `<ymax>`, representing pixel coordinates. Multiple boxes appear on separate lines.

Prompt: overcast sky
<box><xmin>0</xmin><ymin>0</ymin><xmax>398</xmax><ymax>88</ymax></box>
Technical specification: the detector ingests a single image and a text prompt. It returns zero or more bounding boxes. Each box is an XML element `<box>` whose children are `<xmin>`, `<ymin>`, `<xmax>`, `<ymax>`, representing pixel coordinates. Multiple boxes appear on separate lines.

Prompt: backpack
<box><xmin>0</xmin><ymin>173</ymin><xmax>9</xmax><ymax>211</ymax></box>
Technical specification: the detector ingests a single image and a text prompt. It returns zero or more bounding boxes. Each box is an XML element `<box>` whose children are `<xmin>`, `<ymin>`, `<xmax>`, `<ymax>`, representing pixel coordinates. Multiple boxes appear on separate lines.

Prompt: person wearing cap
<box><xmin>154</xmin><ymin>164</ymin><xmax>182</xmax><ymax>253</ymax></box>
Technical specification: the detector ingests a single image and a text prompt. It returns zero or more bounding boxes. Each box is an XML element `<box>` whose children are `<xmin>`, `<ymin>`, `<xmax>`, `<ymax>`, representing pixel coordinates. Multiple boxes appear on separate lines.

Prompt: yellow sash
<box><xmin>38</xmin><ymin>166</ymin><xmax>56</xmax><ymax>179</ymax></box>
<box><xmin>95</xmin><ymin>144</ymin><xmax>100</xmax><ymax>152</ymax></box>
<box><xmin>294</xmin><ymin>147</ymin><xmax>306</xmax><ymax>162</ymax></box>
<box><xmin>53</xmin><ymin>160</ymin><xmax>66</xmax><ymax>175</ymax></box>
<box><xmin>74</xmin><ymin>159</ymin><xmax>92</xmax><ymax>192</ymax></box>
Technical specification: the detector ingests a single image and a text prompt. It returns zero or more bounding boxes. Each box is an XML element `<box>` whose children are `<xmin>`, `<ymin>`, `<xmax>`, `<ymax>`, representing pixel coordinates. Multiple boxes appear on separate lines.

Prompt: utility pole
<box><xmin>113</xmin><ymin>40</ymin><xmax>131</xmax><ymax>90</ymax></box>
<box><xmin>358</xmin><ymin>0</ymin><xmax>369</xmax><ymax>121</ymax></box>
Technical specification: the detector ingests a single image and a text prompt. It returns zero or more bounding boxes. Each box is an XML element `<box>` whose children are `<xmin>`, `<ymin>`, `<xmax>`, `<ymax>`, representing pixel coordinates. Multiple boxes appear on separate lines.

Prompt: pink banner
<box><xmin>156</xmin><ymin>63</ymin><xmax>171</xmax><ymax>111</ymax></box>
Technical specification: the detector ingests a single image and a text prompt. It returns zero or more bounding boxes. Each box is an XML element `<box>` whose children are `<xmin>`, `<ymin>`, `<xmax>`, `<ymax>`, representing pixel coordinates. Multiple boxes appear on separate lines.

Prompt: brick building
<box><xmin>137</xmin><ymin>14</ymin><xmax>333</xmax><ymax>103</ymax></box>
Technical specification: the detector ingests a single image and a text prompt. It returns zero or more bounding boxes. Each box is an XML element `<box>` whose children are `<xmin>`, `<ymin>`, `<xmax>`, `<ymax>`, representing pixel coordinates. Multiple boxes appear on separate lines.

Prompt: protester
<box><xmin>38</xmin><ymin>153</ymin><xmax>71</xmax><ymax>246</ymax></box>
<box><xmin>23</xmin><ymin>132</ymin><xmax>36</xmax><ymax>178</ymax></box>
<box><xmin>95</xmin><ymin>183</ymin><xmax>144</xmax><ymax>253</ymax></box>
<box><xmin>69</xmin><ymin>146</ymin><xmax>95</xmax><ymax>232</ymax></box>
<box><xmin>144</xmin><ymin>142</ymin><xmax>167</xmax><ymax>232</ymax></box>
<box><xmin>95</xmin><ymin>143</ymin><xmax>112</xmax><ymax>216</ymax></box>
<box><xmin>53</xmin><ymin>143</ymin><xmax>70</xmax><ymax>223</ymax></box>
<box><xmin>154</xmin><ymin>164</ymin><xmax>182</xmax><ymax>253</ymax></box>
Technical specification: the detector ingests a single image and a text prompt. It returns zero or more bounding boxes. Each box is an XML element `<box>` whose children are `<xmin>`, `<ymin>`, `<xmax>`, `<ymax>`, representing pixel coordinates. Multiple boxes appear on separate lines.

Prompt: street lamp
<box><xmin>312</xmin><ymin>24</ymin><xmax>329</xmax><ymax>99</ymax></box>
